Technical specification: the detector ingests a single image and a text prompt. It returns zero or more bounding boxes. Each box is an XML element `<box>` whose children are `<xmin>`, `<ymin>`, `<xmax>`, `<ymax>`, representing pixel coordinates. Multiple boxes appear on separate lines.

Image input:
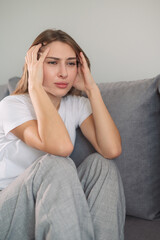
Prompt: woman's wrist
<box><xmin>85</xmin><ymin>83</ymin><xmax>100</xmax><ymax>99</ymax></box>
<box><xmin>28</xmin><ymin>81</ymin><xmax>44</xmax><ymax>93</ymax></box>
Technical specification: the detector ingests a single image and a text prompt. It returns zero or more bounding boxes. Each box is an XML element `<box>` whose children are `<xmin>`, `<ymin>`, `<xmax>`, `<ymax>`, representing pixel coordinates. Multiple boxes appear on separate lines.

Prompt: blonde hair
<box><xmin>13</xmin><ymin>29</ymin><xmax>91</xmax><ymax>96</ymax></box>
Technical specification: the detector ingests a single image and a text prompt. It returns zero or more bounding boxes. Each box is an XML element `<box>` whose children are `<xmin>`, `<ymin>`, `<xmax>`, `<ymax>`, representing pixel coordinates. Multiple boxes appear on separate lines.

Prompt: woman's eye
<box><xmin>48</xmin><ymin>61</ymin><xmax>57</xmax><ymax>65</ymax></box>
<box><xmin>67</xmin><ymin>62</ymin><xmax>76</xmax><ymax>66</ymax></box>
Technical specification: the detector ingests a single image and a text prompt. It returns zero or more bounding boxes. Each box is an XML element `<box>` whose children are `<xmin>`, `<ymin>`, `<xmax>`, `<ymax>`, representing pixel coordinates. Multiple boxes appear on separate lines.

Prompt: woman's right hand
<box><xmin>25</xmin><ymin>44</ymin><xmax>49</xmax><ymax>89</ymax></box>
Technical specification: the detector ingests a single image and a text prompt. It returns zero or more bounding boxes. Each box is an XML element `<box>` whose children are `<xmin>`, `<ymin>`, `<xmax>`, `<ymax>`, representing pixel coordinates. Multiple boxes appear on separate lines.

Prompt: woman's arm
<box><xmin>73</xmin><ymin>52</ymin><xmax>121</xmax><ymax>159</ymax></box>
<box><xmin>11</xmin><ymin>44</ymin><xmax>73</xmax><ymax>157</ymax></box>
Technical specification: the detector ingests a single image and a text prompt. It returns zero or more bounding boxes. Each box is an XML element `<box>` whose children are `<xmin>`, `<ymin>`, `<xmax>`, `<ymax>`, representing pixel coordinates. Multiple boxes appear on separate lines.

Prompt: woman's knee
<box><xmin>93</xmin><ymin>153</ymin><xmax>123</xmax><ymax>189</ymax></box>
<box><xmin>86</xmin><ymin>153</ymin><xmax>125</xmax><ymax>208</ymax></box>
<box><xmin>31</xmin><ymin>154</ymin><xmax>77</xmax><ymax>189</ymax></box>
<box><xmin>78</xmin><ymin>152</ymin><xmax>123</xmax><ymax>188</ymax></box>
<box><xmin>86</xmin><ymin>152</ymin><xmax>120</xmax><ymax>173</ymax></box>
<box><xmin>38</xmin><ymin>154</ymin><xmax>76</xmax><ymax>176</ymax></box>
<box><xmin>32</xmin><ymin>154</ymin><xmax>78</xmax><ymax>197</ymax></box>
<box><xmin>80</xmin><ymin>152</ymin><xmax>110</xmax><ymax>173</ymax></box>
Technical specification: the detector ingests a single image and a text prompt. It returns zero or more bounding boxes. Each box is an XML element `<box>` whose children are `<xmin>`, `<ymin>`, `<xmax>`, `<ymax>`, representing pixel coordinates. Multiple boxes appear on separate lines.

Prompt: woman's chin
<box><xmin>44</xmin><ymin>88</ymin><xmax>71</xmax><ymax>98</ymax></box>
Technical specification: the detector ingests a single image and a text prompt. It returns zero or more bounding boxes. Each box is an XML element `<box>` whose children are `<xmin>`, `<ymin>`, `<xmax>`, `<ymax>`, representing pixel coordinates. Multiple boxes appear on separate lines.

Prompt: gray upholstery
<box><xmin>0</xmin><ymin>84</ymin><xmax>9</xmax><ymax>101</ymax></box>
<box><xmin>8</xmin><ymin>76</ymin><xmax>20</xmax><ymax>94</ymax></box>
<box><xmin>72</xmin><ymin>75</ymin><xmax>160</xmax><ymax>221</ymax></box>
<box><xmin>1</xmin><ymin>75</ymin><xmax>160</xmax><ymax>240</ymax></box>
<box><xmin>124</xmin><ymin>216</ymin><xmax>160</xmax><ymax>240</ymax></box>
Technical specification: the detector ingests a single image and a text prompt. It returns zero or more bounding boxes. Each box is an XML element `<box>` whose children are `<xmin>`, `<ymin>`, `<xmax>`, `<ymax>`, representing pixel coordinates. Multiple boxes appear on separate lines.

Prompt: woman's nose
<box><xmin>58</xmin><ymin>64</ymin><xmax>68</xmax><ymax>78</ymax></box>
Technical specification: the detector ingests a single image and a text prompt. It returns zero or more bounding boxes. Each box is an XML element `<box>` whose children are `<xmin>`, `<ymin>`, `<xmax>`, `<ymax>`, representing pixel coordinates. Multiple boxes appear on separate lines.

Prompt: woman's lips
<box><xmin>55</xmin><ymin>83</ymin><xmax>68</xmax><ymax>89</ymax></box>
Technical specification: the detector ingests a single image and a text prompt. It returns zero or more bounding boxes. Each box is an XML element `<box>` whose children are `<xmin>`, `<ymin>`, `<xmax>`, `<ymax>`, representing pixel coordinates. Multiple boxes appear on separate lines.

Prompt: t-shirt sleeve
<box><xmin>77</xmin><ymin>96</ymin><xmax>92</xmax><ymax>126</ymax></box>
<box><xmin>0</xmin><ymin>96</ymin><xmax>36</xmax><ymax>135</ymax></box>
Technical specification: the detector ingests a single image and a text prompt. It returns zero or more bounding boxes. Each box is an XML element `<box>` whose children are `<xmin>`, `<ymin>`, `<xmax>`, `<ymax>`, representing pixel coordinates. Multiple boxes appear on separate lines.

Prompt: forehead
<box><xmin>46</xmin><ymin>41</ymin><xmax>76</xmax><ymax>58</ymax></box>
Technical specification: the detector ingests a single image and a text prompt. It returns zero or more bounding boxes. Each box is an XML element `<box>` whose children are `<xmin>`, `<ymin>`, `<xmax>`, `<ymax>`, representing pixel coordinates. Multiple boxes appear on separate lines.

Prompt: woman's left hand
<box><xmin>73</xmin><ymin>52</ymin><xmax>97</xmax><ymax>95</ymax></box>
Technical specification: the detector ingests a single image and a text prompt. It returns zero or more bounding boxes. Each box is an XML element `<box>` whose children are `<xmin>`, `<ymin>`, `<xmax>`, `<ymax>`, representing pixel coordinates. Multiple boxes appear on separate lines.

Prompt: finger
<box><xmin>26</xmin><ymin>45</ymin><xmax>36</xmax><ymax>63</ymax></box>
<box><xmin>25</xmin><ymin>56</ymin><xmax>28</xmax><ymax>65</ymax></box>
<box><xmin>80</xmin><ymin>52</ymin><xmax>88</xmax><ymax>66</ymax></box>
<box><xmin>26</xmin><ymin>49</ymin><xmax>32</xmax><ymax>64</ymax></box>
<box><xmin>32</xmin><ymin>44</ymin><xmax>42</xmax><ymax>62</ymax></box>
<box><xmin>26</xmin><ymin>44</ymin><xmax>41</xmax><ymax>63</ymax></box>
<box><xmin>39</xmin><ymin>47</ymin><xmax>50</xmax><ymax>63</ymax></box>
<box><xmin>79</xmin><ymin>52</ymin><xmax>90</xmax><ymax>74</ymax></box>
<box><xmin>78</xmin><ymin>53</ymin><xmax>83</xmax><ymax>65</ymax></box>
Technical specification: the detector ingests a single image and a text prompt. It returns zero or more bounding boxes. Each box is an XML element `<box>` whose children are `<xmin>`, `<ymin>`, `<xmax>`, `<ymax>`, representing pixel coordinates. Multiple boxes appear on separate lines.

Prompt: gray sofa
<box><xmin>1</xmin><ymin>75</ymin><xmax>160</xmax><ymax>240</ymax></box>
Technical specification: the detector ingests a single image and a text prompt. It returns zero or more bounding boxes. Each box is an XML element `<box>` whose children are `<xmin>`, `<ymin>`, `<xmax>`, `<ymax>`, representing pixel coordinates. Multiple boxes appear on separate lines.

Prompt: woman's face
<box><xmin>43</xmin><ymin>41</ymin><xmax>78</xmax><ymax>97</ymax></box>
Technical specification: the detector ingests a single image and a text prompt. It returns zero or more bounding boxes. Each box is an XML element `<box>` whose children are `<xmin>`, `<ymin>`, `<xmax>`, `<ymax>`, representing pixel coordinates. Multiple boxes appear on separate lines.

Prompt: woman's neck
<box><xmin>47</xmin><ymin>92</ymin><xmax>61</xmax><ymax>110</ymax></box>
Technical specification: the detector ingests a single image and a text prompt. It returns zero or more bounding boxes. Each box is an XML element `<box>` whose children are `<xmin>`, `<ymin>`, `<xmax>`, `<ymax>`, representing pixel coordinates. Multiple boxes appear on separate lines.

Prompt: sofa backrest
<box><xmin>72</xmin><ymin>74</ymin><xmax>160</xmax><ymax>221</ymax></box>
<box><xmin>0</xmin><ymin>84</ymin><xmax>9</xmax><ymax>101</ymax></box>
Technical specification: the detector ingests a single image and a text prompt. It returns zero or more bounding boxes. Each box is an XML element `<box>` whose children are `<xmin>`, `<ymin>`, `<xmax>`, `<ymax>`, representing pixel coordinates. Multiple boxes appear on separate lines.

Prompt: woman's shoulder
<box><xmin>1</xmin><ymin>94</ymin><xmax>30</xmax><ymax>105</ymax></box>
<box><xmin>0</xmin><ymin>94</ymin><xmax>32</xmax><ymax>113</ymax></box>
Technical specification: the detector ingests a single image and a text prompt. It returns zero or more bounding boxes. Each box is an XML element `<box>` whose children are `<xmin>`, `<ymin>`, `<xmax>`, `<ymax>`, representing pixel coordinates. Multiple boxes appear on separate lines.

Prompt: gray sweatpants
<box><xmin>0</xmin><ymin>153</ymin><xmax>125</xmax><ymax>240</ymax></box>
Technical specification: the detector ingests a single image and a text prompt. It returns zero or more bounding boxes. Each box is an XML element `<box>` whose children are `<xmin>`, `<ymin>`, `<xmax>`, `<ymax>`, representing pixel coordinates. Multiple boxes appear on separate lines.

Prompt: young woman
<box><xmin>0</xmin><ymin>29</ymin><xmax>125</xmax><ymax>240</ymax></box>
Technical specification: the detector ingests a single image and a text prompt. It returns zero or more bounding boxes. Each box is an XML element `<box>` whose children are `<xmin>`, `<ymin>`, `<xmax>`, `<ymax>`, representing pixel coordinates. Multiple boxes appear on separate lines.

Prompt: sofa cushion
<box><xmin>8</xmin><ymin>77</ymin><xmax>20</xmax><ymax>94</ymax></box>
<box><xmin>124</xmin><ymin>216</ymin><xmax>160</xmax><ymax>240</ymax></box>
<box><xmin>0</xmin><ymin>84</ymin><xmax>9</xmax><ymax>101</ymax></box>
<box><xmin>71</xmin><ymin>74</ymin><xmax>160</xmax><ymax>220</ymax></box>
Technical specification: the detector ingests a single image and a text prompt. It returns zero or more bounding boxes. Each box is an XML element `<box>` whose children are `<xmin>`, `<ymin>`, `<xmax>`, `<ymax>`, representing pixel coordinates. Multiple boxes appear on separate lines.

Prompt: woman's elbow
<box><xmin>109</xmin><ymin>146</ymin><xmax>122</xmax><ymax>159</ymax></box>
<box><xmin>58</xmin><ymin>142</ymin><xmax>74</xmax><ymax>157</ymax></box>
<box><xmin>41</xmin><ymin>141</ymin><xmax>74</xmax><ymax>157</ymax></box>
<box><xmin>102</xmin><ymin>145</ymin><xmax>122</xmax><ymax>159</ymax></box>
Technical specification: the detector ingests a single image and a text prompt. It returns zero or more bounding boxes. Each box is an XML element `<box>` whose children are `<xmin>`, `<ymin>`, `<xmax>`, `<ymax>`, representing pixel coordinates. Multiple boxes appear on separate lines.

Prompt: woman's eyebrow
<box><xmin>67</xmin><ymin>57</ymin><xmax>77</xmax><ymax>60</ymax></box>
<box><xmin>46</xmin><ymin>57</ymin><xmax>77</xmax><ymax>60</ymax></box>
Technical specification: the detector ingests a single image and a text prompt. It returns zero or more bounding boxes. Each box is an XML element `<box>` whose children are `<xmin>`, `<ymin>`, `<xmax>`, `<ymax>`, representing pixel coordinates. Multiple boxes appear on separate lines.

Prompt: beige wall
<box><xmin>0</xmin><ymin>0</ymin><xmax>160</xmax><ymax>84</ymax></box>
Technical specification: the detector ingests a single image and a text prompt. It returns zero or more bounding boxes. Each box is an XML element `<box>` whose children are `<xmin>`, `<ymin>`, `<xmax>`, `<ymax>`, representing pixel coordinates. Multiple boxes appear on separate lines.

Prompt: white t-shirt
<box><xmin>0</xmin><ymin>94</ymin><xmax>92</xmax><ymax>190</ymax></box>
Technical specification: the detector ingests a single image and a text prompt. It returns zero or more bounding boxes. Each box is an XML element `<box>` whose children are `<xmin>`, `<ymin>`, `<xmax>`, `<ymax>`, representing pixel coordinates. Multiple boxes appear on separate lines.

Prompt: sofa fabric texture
<box><xmin>124</xmin><ymin>216</ymin><xmax>160</xmax><ymax>240</ymax></box>
<box><xmin>72</xmin><ymin>75</ymin><xmax>160</xmax><ymax>221</ymax></box>
<box><xmin>5</xmin><ymin>75</ymin><xmax>160</xmax><ymax>221</ymax></box>
<box><xmin>0</xmin><ymin>84</ymin><xmax>9</xmax><ymax>101</ymax></box>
